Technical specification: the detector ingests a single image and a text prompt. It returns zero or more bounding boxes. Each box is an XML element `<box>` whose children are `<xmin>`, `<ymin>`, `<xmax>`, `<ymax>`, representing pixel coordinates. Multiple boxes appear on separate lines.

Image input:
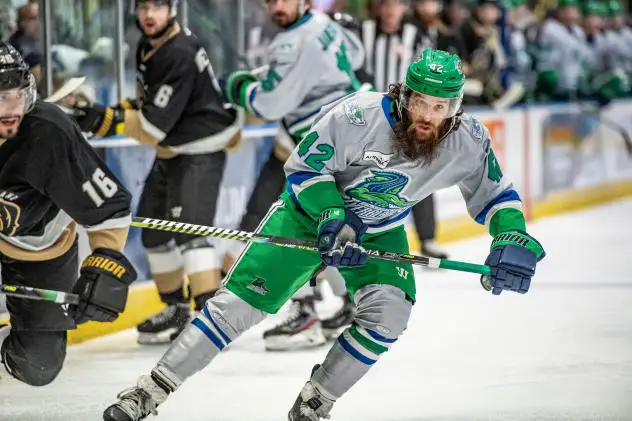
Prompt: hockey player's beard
<box><xmin>272</xmin><ymin>12</ymin><xmax>293</xmax><ymax>28</ymax></box>
<box><xmin>393</xmin><ymin>111</ymin><xmax>442</xmax><ymax>167</ymax></box>
<box><xmin>0</xmin><ymin>115</ymin><xmax>22</xmax><ymax>140</ymax></box>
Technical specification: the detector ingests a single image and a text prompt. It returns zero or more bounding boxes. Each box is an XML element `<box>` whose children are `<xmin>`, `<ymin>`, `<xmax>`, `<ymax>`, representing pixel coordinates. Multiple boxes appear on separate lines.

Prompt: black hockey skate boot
<box><xmin>136</xmin><ymin>303</ymin><xmax>190</xmax><ymax>345</ymax></box>
<box><xmin>288</xmin><ymin>365</ymin><xmax>335</xmax><ymax>421</ymax></box>
<box><xmin>103</xmin><ymin>374</ymin><xmax>170</xmax><ymax>421</ymax></box>
<box><xmin>321</xmin><ymin>297</ymin><xmax>356</xmax><ymax>340</ymax></box>
<box><xmin>263</xmin><ymin>299</ymin><xmax>326</xmax><ymax>351</ymax></box>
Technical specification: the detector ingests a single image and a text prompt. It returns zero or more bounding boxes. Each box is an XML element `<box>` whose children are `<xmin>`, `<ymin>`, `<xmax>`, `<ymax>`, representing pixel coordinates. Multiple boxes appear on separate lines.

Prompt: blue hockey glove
<box><xmin>481</xmin><ymin>230</ymin><xmax>545</xmax><ymax>295</ymax></box>
<box><xmin>317</xmin><ymin>208</ymin><xmax>368</xmax><ymax>268</ymax></box>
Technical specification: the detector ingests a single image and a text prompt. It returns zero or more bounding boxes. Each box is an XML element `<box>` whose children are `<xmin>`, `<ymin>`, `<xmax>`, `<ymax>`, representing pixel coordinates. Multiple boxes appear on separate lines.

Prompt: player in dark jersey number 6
<box><xmin>70</xmin><ymin>0</ymin><xmax>243</xmax><ymax>344</ymax></box>
<box><xmin>0</xmin><ymin>42</ymin><xmax>136</xmax><ymax>387</ymax></box>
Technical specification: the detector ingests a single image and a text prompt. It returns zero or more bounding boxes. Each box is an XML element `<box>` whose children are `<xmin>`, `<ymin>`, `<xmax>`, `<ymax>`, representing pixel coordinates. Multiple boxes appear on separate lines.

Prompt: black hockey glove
<box><xmin>69</xmin><ymin>248</ymin><xmax>137</xmax><ymax>324</ymax></box>
<box><xmin>71</xmin><ymin>102</ymin><xmax>125</xmax><ymax>138</ymax></box>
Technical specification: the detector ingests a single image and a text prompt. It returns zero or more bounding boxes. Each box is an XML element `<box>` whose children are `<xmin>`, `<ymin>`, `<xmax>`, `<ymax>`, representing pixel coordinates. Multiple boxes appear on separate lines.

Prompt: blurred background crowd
<box><xmin>1</xmin><ymin>0</ymin><xmax>632</xmax><ymax>107</ymax></box>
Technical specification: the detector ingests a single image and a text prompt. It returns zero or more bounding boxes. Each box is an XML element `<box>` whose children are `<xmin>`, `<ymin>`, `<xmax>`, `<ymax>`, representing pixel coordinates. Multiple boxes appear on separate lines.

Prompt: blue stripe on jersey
<box><xmin>285</xmin><ymin>107</ymin><xmax>322</xmax><ymax>129</ymax></box>
<box><xmin>203</xmin><ymin>306</ymin><xmax>231</xmax><ymax>345</ymax></box>
<box><xmin>337</xmin><ymin>334</ymin><xmax>377</xmax><ymax>365</ymax></box>
<box><xmin>474</xmin><ymin>189</ymin><xmax>522</xmax><ymax>225</ymax></box>
<box><xmin>286</xmin><ymin>171</ymin><xmax>323</xmax><ymax>189</ymax></box>
<box><xmin>365</xmin><ymin>327</ymin><xmax>398</xmax><ymax>344</ymax></box>
<box><xmin>247</xmin><ymin>86</ymin><xmax>264</xmax><ymax>119</ymax></box>
<box><xmin>367</xmin><ymin>208</ymin><xmax>411</xmax><ymax>228</ymax></box>
<box><xmin>381</xmin><ymin>95</ymin><xmax>396</xmax><ymax>129</ymax></box>
<box><xmin>192</xmin><ymin>318</ymin><xmax>225</xmax><ymax>351</ymax></box>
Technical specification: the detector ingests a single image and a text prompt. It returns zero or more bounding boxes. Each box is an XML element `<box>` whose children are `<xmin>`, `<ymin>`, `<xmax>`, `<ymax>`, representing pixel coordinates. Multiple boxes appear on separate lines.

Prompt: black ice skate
<box><xmin>263</xmin><ymin>299</ymin><xmax>326</xmax><ymax>351</ymax></box>
<box><xmin>137</xmin><ymin>303</ymin><xmax>190</xmax><ymax>345</ymax></box>
<box><xmin>420</xmin><ymin>240</ymin><xmax>448</xmax><ymax>260</ymax></box>
<box><xmin>321</xmin><ymin>297</ymin><xmax>356</xmax><ymax>340</ymax></box>
<box><xmin>103</xmin><ymin>374</ymin><xmax>169</xmax><ymax>421</ymax></box>
<box><xmin>288</xmin><ymin>366</ymin><xmax>335</xmax><ymax>421</ymax></box>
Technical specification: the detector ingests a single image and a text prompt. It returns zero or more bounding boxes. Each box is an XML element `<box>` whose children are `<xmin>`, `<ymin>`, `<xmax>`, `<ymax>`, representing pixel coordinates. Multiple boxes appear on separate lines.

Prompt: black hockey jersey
<box><xmin>135</xmin><ymin>24</ymin><xmax>240</xmax><ymax>154</ymax></box>
<box><xmin>0</xmin><ymin>101</ymin><xmax>132</xmax><ymax>260</ymax></box>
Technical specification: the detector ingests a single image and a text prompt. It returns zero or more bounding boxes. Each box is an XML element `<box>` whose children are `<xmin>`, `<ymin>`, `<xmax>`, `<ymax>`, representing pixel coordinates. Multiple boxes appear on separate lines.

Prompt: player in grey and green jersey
<box><xmin>222</xmin><ymin>0</ymin><xmax>366</xmax><ymax>143</ymax></box>
<box><xmin>221</xmin><ymin>0</ymin><xmax>368</xmax><ymax>351</ymax></box>
<box><xmin>104</xmin><ymin>49</ymin><xmax>546</xmax><ymax>421</ymax></box>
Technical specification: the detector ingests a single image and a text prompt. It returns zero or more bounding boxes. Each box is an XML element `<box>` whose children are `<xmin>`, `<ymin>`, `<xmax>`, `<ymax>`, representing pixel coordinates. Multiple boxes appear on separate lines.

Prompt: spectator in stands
<box><xmin>459</xmin><ymin>0</ymin><xmax>506</xmax><ymax>105</ymax></box>
<box><xmin>441</xmin><ymin>0</ymin><xmax>468</xmax><ymax>30</ymax></box>
<box><xmin>359</xmin><ymin>0</ymin><xmax>449</xmax><ymax>259</ymax></box>
<box><xmin>532</xmin><ymin>0</ymin><xmax>590</xmax><ymax>101</ymax></box>
<box><xmin>408</xmin><ymin>0</ymin><xmax>468</xmax><ymax>71</ymax></box>
<box><xmin>8</xmin><ymin>1</ymin><xmax>42</xmax><ymax>83</ymax></box>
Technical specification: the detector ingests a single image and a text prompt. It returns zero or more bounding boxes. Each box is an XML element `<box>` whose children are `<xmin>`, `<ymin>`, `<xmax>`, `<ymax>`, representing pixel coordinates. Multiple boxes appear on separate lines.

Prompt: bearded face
<box><xmin>392</xmin><ymin>87</ymin><xmax>456</xmax><ymax>166</ymax></box>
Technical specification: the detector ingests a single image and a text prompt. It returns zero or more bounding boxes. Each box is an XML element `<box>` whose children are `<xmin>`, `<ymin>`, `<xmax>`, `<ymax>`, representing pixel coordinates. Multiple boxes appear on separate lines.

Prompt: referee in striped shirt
<box><xmin>359</xmin><ymin>0</ymin><xmax>449</xmax><ymax>259</ymax></box>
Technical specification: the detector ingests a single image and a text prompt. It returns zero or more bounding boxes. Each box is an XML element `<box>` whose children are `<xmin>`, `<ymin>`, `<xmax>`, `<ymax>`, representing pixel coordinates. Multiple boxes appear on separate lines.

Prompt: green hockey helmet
<box><xmin>399</xmin><ymin>49</ymin><xmax>465</xmax><ymax>119</ymax></box>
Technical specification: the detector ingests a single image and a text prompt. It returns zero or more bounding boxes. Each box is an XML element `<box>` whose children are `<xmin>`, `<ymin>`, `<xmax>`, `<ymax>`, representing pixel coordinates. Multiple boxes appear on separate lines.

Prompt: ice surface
<box><xmin>2</xmin><ymin>199</ymin><xmax>632</xmax><ymax>421</ymax></box>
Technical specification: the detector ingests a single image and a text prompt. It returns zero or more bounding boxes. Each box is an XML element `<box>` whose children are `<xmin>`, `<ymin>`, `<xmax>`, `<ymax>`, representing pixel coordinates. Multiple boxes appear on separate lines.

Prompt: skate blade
<box><xmin>264</xmin><ymin>332</ymin><xmax>327</xmax><ymax>351</ymax></box>
<box><xmin>137</xmin><ymin>329</ymin><xmax>179</xmax><ymax>345</ymax></box>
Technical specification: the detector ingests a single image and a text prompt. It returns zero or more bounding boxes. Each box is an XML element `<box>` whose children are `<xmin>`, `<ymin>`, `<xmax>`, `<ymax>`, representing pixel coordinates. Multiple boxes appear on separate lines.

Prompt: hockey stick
<box><xmin>0</xmin><ymin>284</ymin><xmax>79</xmax><ymax>305</ymax></box>
<box><xmin>131</xmin><ymin>217</ymin><xmax>491</xmax><ymax>277</ymax></box>
<box><xmin>44</xmin><ymin>76</ymin><xmax>87</xmax><ymax>103</ymax></box>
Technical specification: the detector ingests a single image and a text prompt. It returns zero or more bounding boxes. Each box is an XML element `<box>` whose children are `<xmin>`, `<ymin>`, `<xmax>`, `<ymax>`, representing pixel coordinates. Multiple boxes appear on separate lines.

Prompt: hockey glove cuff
<box><xmin>482</xmin><ymin>230</ymin><xmax>545</xmax><ymax>295</ymax></box>
<box><xmin>317</xmin><ymin>208</ymin><xmax>368</xmax><ymax>268</ymax></box>
<box><xmin>223</xmin><ymin>70</ymin><xmax>257</xmax><ymax>108</ymax></box>
<box><xmin>69</xmin><ymin>248</ymin><xmax>137</xmax><ymax>324</ymax></box>
<box><xmin>72</xmin><ymin>102</ymin><xmax>125</xmax><ymax>138</ymax></box>
<box><xmin>113</xmin><ymin>98</ymin><xmax>141</xmax><ymax>111</ymax></box>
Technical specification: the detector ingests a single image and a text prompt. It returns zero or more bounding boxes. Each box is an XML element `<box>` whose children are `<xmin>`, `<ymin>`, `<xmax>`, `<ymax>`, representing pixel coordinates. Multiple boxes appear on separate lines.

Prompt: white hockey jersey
<box><xmin>536</xmin><ymin>18</ymin><xmax>593</xmax><ymax>93</ymax></box>
<box><xmin>284</xmin><ymin>91</ymin><xmax>522</xmax><ymax>234</ymax></box>
<box><xmin>243</xmin><ymin>10</ymin><xmax>365</xmax><ymax>142</ymax></box>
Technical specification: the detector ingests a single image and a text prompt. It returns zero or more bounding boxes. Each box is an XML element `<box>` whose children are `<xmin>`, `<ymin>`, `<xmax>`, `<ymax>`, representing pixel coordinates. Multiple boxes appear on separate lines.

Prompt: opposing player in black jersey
<box><xmin>70</xmin><ymin>0</ymin><xmax>242</xmax><ymax>344</ymax></box>
<box><xmin>0</xmin><ymin>42</ymin><xmax>136</xmax><ymax>387</ymax></box>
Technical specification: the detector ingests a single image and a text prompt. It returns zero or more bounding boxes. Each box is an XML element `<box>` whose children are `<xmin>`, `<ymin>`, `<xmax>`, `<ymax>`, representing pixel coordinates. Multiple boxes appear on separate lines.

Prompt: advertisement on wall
<box><xmin>540</xmin><ymin>107</ymin><xmax>632</xmax><ymax>195</ymax></box>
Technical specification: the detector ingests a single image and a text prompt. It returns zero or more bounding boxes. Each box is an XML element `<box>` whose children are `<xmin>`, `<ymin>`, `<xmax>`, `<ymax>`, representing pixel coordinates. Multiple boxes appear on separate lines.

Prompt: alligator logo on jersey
<box><xmin>0</xmin><ymin>198</ymin><xmax>21</xmax><ymax>236</ymax></box>
<box><xmin>345</xmin><ymin>170</ymin><xmax>414</xmax><ymax>222</ymax></box>
<box><xmin>247</xmin><ymin>277</ymin><xmax>270</xmax><ymax>296</ymax></box>
<box><xmin>344</xmin><ymin>101</ymin><xmax>366</xmax><ymax>126</ymax></box>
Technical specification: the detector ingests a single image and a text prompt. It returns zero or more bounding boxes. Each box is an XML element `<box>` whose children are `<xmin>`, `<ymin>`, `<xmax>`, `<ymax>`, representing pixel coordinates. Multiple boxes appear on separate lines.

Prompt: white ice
<box><xmin>2</xmin><ymin>199</ymin><xmax>632</xmax><ymax>421</ymax></box>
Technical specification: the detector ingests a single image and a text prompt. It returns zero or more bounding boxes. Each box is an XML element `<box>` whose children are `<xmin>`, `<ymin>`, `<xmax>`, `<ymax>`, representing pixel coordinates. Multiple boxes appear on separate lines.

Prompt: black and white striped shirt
<box><xmin>360</xmin><ymin>20</ymin><xmax>425</xmax><ymax>92</ymax></box>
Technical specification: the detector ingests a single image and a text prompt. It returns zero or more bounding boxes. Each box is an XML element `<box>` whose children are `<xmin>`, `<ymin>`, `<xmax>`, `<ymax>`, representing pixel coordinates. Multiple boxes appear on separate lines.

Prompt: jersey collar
<box><xmin>287</xmin><ymin>10</ymin><xmax>313</xmax><ymax>31</ymax></box>
<box><xmin>381</xmin><ymin>95</ymin><xmax>396</xmax><ymax>130</ymax></box>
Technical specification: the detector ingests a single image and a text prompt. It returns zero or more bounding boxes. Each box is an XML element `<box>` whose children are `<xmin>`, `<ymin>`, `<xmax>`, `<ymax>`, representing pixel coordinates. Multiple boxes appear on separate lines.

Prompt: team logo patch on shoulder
<box><xmin>363</xmin><ymin>150</ymin><xmax>393</xmax><ymax>169</ymax></box>
<box><xmin>471</xmin><ymin>119</ymin><xmax>484</xmax><ymax>143</ymax></box>
<box><xmin>344</xmin><ymin>101</ymin><xmax>366</xmax><ymax>126</ymax></box>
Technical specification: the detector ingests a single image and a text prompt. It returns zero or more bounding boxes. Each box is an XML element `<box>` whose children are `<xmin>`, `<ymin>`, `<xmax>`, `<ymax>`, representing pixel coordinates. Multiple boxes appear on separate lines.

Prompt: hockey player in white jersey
<box><xmin>603</xmin><ymin>0</ymin><xmax>632</xmax><ymax>97</ymax></box>
<box><xmin>220</xmin><ymin>0</ymin><xmax>367</xmax><ymax>350</ymax></box>
<box><xmin>534</xmin><ymin>0</ymin><xmax>593</xmax><ymax>100</ymax></box>
<box><xmin>103</xmin><ymin>49</ymin><xmax>545</xmax><ymax>421</ymax></box>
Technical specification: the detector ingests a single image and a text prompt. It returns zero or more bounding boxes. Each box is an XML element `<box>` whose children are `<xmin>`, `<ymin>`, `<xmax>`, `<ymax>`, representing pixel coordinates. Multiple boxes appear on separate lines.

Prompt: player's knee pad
<box><xmin>193</xmin><ymin>289</ymin><xmax>267</xmax><ymax>351</ymax></box>
<box><xmin>158</xmin><ymin>289</ymin><xmax>268</xmax><ymax>381</ymax></box>
<box><xmin>178</xmin><ymin>237</ymin><xmax>220</xmax><ymax>274</ymax></box>
<box><xmin>340</xmin><ymin>285</ymin><xmax>412</xmax><ymax>364</ymax></box>
<box><xmin>1</xmin><ymin>330</ymin><xmax>67</xmax><ymax>386</ymax></box>
<box><xmin>145</xmin><ymin>240</ymin><xmax>183</xmax><ymax>276</ymax></box>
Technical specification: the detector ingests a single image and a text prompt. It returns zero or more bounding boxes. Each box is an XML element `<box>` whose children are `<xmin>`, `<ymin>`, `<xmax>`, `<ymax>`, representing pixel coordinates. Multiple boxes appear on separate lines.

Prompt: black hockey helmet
<box><xmin>133</xmin><ymin>0</ymin><xmax>178</xmax><ymax>39</ymax></box>
<box><xmin>0</xmin><ymin>42</ymin><xmax>37</xmax><ymax>118</ymax></box>
<box><xmin>134</xmin><ymin>0</ymin><xmax>178</xmax><ymax>18</ymax></box>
